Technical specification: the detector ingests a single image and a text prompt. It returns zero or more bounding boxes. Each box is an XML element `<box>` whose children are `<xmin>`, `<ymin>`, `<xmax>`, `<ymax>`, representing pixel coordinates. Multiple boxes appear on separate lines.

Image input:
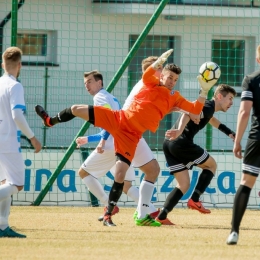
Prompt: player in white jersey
<box><xmin>0</xmin><ymin>47</ymin><xmax>41</xmax><ymax>238</ymax></box>
<box><xmin>77</xmin><ymin>58</ymin><xmax>163</xmax><ymax>224</ymax></box>
<box><xmin>75</xmin><ymin>70</ymin><xmax>157</xmax><ymax>226</ymax></box>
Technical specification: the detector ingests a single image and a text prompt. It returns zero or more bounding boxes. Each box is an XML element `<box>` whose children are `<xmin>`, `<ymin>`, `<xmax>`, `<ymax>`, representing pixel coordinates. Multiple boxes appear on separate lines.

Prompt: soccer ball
<box><xmin>199</xmin><ymin>61</ymin><xmax>221</xmax><ymax>83</ymax></box>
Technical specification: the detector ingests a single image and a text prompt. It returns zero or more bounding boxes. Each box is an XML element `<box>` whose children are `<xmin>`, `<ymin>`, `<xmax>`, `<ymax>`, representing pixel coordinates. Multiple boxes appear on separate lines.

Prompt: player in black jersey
<box><xmin>227</xmin><ymin>45</ymin><xmax>260</xmax><ymax>245</ymax></box>
<box><xmin>154</xmin><ymin>84</ymin><xmax>236</xmax><ymax>225</ymax></box>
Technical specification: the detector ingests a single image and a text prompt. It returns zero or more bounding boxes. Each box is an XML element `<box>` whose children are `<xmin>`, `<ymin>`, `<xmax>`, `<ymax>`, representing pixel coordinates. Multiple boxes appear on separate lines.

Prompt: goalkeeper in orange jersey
<box><xmin>34</xmin><ymin>49</ymin><xmax>217</xmax><ymax>227</ymax></box>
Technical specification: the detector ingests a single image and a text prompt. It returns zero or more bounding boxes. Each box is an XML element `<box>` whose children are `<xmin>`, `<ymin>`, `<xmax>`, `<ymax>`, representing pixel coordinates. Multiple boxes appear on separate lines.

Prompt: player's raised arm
<box><xmin>142</xmin><ymin>49</ymin><xmax>173</xmax><ymax>87</ymax></box>
<box><xmin>209</xmin><ymin>116</ymin><xmax>236</xmax><ymax>140</ymax></box>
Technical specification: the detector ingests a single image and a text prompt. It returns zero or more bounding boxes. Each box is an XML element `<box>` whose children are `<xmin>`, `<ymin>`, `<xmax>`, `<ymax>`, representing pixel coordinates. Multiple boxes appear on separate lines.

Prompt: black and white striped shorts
<box><xmin>163</xmin><ymin>138</ymin><xmax>209</xmax><ymax>175</ymax></box>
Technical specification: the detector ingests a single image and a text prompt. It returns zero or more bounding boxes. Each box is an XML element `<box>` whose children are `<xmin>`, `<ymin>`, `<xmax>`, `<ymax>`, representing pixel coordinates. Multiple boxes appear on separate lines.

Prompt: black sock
<box><xmin>106</xmin><ymin>181</ymin><xmax>124</xmax><ymax>215</ymax></box>
<box><xmin>50</xmin><ymin>107</ymin><xmax>75</xmax><ymax>125</ymax></box>
<box><xmin>157</xmin><ymin>187</ymin><xmax>183</xmax><ymax>220</ymax></box>
<box><xmin>231</xmin><ymin>185</ymin><xmax>251</xmax><ymax>234</ymax></box>
<box><xmin>191</xmin><ymin>169</ymin><xmax>214</xmax><ymax>202</ymax></box>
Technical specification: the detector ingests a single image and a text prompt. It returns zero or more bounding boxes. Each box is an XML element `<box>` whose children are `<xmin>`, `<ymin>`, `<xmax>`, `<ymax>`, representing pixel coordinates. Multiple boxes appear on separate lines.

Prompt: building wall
<box><xmin>0</xmin><ymin>0</ymin><xmax>259</xmax><ymax>149</ymax></box>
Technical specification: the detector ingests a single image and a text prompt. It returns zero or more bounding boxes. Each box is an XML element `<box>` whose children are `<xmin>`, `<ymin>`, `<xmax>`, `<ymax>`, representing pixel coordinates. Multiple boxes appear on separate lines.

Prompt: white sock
<box><xmin>127</xmin><ymin>186</ymin><xmax>157</xmax><ymax>213</ymax></box>
<box><xmin>0</xmin><ymin>196</ymin><xmax>11</xmax><ymax>230</ymax></box>
<box><xmin>0</xmin><ymin>183</ymin><xmax>18</xmax><ymax>201</ymax></box>
<box><xmin>82</xmin><ymin>176</ymin><xmax>108</xmax><ymax>206</ymax></box>
<box><xmin>137</xmin><ymin>180</ymin><xmax>154</xmax><ymax>219</ymax></box>
<box><xmin>127</xmin><ymin>186</ymin><xmax>139</xmax><ymax>203</ymax></box>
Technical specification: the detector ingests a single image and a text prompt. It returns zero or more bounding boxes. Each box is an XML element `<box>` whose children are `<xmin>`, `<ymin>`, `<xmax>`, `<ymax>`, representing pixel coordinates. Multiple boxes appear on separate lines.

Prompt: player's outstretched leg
<box><xmin>35</xmin><ymin>105</ymin><xmax>53</xmax><ymax>127</ymax></box>
<box><xmin>35</xmin><ymin>105</ymin><xmax>88</xmax><ymax>127</ymax></box>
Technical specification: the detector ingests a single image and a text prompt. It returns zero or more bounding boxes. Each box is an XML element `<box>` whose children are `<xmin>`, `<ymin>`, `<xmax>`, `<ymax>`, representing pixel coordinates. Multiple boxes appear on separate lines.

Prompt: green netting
<box><xmin>1</xmin><ymin>0</ymin><xmax>259</xmax><ymax>207</ymax></box>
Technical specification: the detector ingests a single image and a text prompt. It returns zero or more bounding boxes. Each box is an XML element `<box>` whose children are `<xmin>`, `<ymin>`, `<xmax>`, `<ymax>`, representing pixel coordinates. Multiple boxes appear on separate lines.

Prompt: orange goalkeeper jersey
<box><xmin>124</xmin><ymin>66</ymin><xmax>204</xmax><ymax>133</ymax></box>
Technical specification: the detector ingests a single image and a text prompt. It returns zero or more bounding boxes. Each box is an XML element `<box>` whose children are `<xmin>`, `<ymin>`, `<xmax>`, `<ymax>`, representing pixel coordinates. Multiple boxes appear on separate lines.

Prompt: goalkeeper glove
<box><xmin>197</xmin><ymin>75</ymin><xmax>217</xmax><ymax>98</ymax></box>
<box><xmin>152</xmin><ymin>49</ymin><xmax>173</xmax><ymax>70</ymax></box>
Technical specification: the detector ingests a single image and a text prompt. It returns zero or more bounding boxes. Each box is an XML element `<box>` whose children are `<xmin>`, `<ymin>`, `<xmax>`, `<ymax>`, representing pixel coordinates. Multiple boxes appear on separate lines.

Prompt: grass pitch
<box><xmin>1</xmin><ymin>206</ymin><xmax>260</xmax><ymax>260</ymax></box>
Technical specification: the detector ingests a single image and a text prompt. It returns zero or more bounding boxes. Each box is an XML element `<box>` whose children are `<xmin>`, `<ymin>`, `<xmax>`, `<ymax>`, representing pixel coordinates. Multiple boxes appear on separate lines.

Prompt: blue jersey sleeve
<box><xmin>100</xmin><ymin>129</ymin><xmax>110</xmax><ymax>140</ymax></box>
<box><xmin>87</xmin><ymin>129</ymin><xmax>110</xmax><ymax>142</ymax></box>
<box><xmin>87</xmin><ymin>133</ymin><xmax>102</xmax><ymax>142</ymax></box>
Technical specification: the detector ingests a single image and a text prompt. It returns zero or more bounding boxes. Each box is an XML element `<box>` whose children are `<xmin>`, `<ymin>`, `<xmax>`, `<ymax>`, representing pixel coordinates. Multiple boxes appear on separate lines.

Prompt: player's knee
<box><xmin>201</xmin><ymin>157</ymin><xmax>217</xmax><ymax>174</ymax></box>
<box><xmin>142</xmin><ymin>159</ymin><xmax>160</xmax><ymax>178</ymax></box>
<box><xmin>71</xmin><ymin>104</ymin><xmax>89</xmax><ymax>117</ymax></box>
<box><xmin>78</xmin><ymin>168</ymin><xmax>89</xmax><ymax>179</ymax></box>
<box><xmin>71</xmin><ymin>105</ymin><xmax>80</xmax><ymax>116</ymax></box>
<box><xmin>209</xmin><ymin>158</ymin><xmax>217</xmax><ymax>173</ymax></box>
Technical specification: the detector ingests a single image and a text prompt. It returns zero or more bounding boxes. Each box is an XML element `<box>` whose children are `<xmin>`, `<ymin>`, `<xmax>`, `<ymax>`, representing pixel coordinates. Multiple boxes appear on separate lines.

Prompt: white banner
<box><xmin>12</xmin><ymin>151</ymin><xmax>260</xmax><ymax>208</ymax></box>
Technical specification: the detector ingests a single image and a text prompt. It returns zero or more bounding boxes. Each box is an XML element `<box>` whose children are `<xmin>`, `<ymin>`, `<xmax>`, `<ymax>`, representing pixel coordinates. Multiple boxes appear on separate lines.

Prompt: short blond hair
<box><xmin>256</xmin><ymin>45</ymin><xmax>260</xmax><ymax>59</ymax></box>
<box><xmin>2</xmin><ymin>47</ymin><xmax>22</xmax><ymax>70</ymax></box>
<box><xmin>141</xmin><ymin>56</ymin><xmax>158</xmax><ymax>72</ymax></box>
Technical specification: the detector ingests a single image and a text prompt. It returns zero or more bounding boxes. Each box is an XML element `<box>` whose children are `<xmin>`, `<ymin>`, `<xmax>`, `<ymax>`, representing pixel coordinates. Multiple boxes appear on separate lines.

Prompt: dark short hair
<box><xmin>163</xmin><ymin>63</ymin><xmax>182</xmax><ymax>75</ymax></box>
<box><xmin>84</xmin><ymin>70</ymin><xmax>103</xmax><ymax>86</ymax></box>
<box><xmin>214</xmin><ymin>84</ymin><xmax>237</xmax><ymax>98</ymax></box>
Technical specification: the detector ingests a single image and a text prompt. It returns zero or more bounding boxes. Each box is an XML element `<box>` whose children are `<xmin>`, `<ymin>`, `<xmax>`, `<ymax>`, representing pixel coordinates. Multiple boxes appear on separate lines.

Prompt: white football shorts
<box><xmin>81</xmin><ymin>149</ymin><xmax>135</xmax><ymax>181</ymax></box>
<box><xmin>131</xmin><ymin>137</ymin><xmax>155</xmax><ymax>168</ymax></box>
<box><xmin>0</xmin><ymin>153</ymin><xmax>25</xmax><ymax>186</ymax></box>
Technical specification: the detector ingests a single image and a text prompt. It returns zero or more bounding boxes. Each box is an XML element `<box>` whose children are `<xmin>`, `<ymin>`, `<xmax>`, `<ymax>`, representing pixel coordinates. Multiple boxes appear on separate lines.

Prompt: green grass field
<box><xmin>1</xmin><ymin>206</ymin><xmax>260</xmax><ymax>260</ymax></box>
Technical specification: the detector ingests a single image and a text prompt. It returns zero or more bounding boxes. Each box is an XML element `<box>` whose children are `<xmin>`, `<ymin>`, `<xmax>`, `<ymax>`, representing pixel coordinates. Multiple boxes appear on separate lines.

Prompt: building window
<box><xmin>17</xmin><ymin>33</ymin><xmax>47</xmax><ymax>56</ymax></box>
<box><xmin>17</xmin><ymin>30</ymin><xmax>57</xmax><ymax>65</ymax></box>
<box><xmin>128</xmin><ymin>35</ymin><xmax>174</xmax><ymax>150</ymax></box>
<box><xmin>212</xmin><ymin>39</ymin><xmax>245</xmax><ymax>86</ymax></box>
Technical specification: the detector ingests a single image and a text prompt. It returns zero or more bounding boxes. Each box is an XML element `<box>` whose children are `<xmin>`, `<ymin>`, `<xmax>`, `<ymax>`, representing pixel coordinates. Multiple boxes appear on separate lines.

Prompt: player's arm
<box><xmin>233</xmin><ymin>76</ymin><xmax>253</xmax><ymax>159</ymax></box>
<box><xmin>142</xmin><ymin>66</ymin><xmax>161</xmax><ymax>87</ymax></box>
<box><xmin>143</xmin><ymin>49</ymin><xmax>173</xmax><ymax>87</ymax></box>
<box><xmin>12</xmin><ymin>109</ymin><xmax>41</xmax><ymax>153</ymax></box>
<box><xmin>96</xmin><ymin>129</ymin><xmax>110</xmax><ymax>154</ymax></box>
<box><xmin>233</xmin><ymin>100</ymin><xmax>252</xmax><ymax>158</ymax></box>
<box><xmin>11</xmin><ymin>84</ymin><xmax>41</xmax><ymax>153</ymax></box>
<box><xmin>209</xmin><ymin>116</ymin><xmax>236</xmax><ymax>140</ymax></box>
<box><xmin>165</xmin><ymin>113</ymin><xmax>190</xmax><ymax>140</ymax></box>
<box><xmin>174</xmin><ymin>94</ymin><xmax>204</xmax><ymax>115</ymax></box>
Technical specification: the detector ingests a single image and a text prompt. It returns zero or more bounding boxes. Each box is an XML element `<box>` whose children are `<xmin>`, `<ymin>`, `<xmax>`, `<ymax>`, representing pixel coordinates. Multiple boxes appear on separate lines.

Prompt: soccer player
<box><xmin>75</xmin><ymin>70</ymin><xmax>157</xmax><ymax>223</ymax></box>
<box><xmin>226</xmin><ymin>45</ymin><xmax>260</xmax><ymax>245</ymax></box>
<box><xmin>0</xmin><ymin>47</ymin><xmax>42</xmax><ymax>238</ymax></box>
<box><xmin>35</xmin><ymin>49</ymin><xmax>215</xmax><ymax>227</ymax></box>
<box><xmin>80</xmin><ymin>57</ymin><xmax>164</xmax><ymax>224</ymax></box>
<box><xmin>155</xmin><ymin>84</ymin><xmax>236</xmax><ymax>225</ymax></box>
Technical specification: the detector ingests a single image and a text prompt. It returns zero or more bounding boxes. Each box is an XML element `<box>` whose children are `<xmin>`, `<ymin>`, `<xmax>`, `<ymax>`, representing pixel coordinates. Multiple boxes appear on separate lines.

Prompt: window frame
<box><xmin>212</xmin><ymin>36</ymin><xmax>255</xmax><ymax>87</ymax></box>
<box><xmin>17</xmin><ymin>29</ymin><xmax>57</xmax><ymax>64</ymax></box>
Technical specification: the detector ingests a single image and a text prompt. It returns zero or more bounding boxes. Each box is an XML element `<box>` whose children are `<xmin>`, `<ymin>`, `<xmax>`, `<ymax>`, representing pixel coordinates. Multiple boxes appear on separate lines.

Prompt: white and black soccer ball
<box><xmin>199</xmin><ymin>61</ymin><xmax>221</xmax><ymax>83</ymax></box>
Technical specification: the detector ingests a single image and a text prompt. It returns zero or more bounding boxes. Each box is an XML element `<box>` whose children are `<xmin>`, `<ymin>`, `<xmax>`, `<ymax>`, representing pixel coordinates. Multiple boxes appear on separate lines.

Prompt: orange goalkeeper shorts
<box><xmin>93</xmin><ymin>106</ymin><xmax>142</xmax><ymax>163</ymax></box>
